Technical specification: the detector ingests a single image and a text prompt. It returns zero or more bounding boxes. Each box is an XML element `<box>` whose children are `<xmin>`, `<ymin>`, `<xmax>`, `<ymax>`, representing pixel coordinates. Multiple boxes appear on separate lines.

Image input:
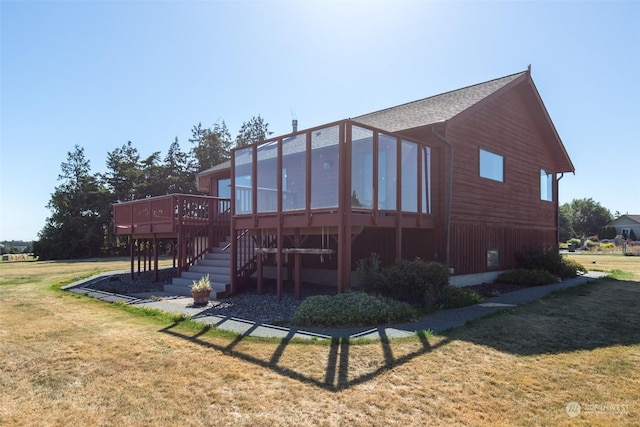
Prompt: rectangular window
<box><xmin>487</xmin><ymin>248</ymin><xmax>500</xmax><ymax>269</ymax></box>
<box><xmin>256</xmin><ymin>141</ymin><xmax>279</xmax><ymax>212</ymax></box>
<box><xmin>234</xmin><ymin>147</ymin><xmax>253</xmax><ymax>214</ymax></box>
<box><xmin>480</xmin><ymin>149</ymin><xmax>504</xmax><ymax>182</ymax></box>
<box><xmin>377</xmin><ymin>133</ymin><xmax>397</xmax><ymax>210</ymax></box>
<box><xmin>311</xmin><ymin>125</ymin><xmax>339</xmax><ymax>209</ymax></box>
<box><xmin>351</xmin><ymin>126</ymin><xmax>374</xmax><ymax>208</ymax></box>
<box><xmin>540</xmin><ymin>169</ymin><xmax>553</xmax><ymax>201</ymax></box>
<box><xmin>282</xmin><ymin>133</ymin><xmax>306</xmax><ymax>211</ymax></box>
<box><xmin>422</xmin><ymin>146</ymin><xmax>432</xmax><ymax>214</ymax></box>
<box><xmin>401</xmin><ymin>140</ymin><xmax>418</xmax><ymax>212</ymax></box>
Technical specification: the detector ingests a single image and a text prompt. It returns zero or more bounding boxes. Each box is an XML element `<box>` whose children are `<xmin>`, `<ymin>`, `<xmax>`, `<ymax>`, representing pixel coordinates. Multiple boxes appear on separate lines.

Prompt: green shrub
<box><xmin>292</xmin><ymin>291</ymin><xmax>416</xmax><ymax>327</ymax></box>
<box><xmin>517</xmin><ymin>246</ymin><xmax>563</xmax><ymax>273</ymax></box>
<box><xmin>381</xmin><ymin>259</ymin><xmax>450</xmax><ymax>308</ymax></box>
<box><xmin>496</xmin><ymin>269</ymin><xmax>558</xmax><ymax>286</ymax></box>
<box><xmin>355</xmin><ymin>253</ymin><xmax>385</xmax><ymax>294</ymax></box>
<box><xmin>378</xmin><ymin>296</ymin><xmax>420</xmax><ymax>323</ymax></box>
<box><xmin>440</xmin><ymin>286</ymin><xmax>484</xmax><ymax>309</ymax></box>
<box><xmin>585</xmin><ymin>239</ymin><xmax>599</xmax><ymax>248</ymax></box>
<box><xmin>516</xmin><ymin>246</ymin><xmax>585</xmax><ymax>279</ymax></box>
<box><xmin>558</xmin><ymin>258</ymin><xmax>588</xmax><ymax>277</ymax></box>
<box><xmin>568</xmin><ymin>238</ymin><xmax>581</xmax><ymax>246</ymax></box>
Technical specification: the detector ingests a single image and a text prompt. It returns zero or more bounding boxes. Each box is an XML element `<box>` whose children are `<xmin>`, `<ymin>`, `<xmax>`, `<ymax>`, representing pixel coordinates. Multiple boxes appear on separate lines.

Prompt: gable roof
<box><xmin>353</xmin><ymin>71</ymin><xmax>526</xmax><ymax>132</ymax></box>
<box><xmin>353</xmin><ymin>70</ymin><xmax>574</xmax><ymax>173</ymax></box>
<box><xmin>608</xmin><ymin>214</ymin><xmax>640</xmax><ymax>226</ymax></box>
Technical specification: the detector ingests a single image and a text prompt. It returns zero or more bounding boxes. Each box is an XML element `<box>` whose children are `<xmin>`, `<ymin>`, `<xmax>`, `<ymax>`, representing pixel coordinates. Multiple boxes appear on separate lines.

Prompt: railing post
<box><xmin>177</xmin><ymin>195</ymin><xmax>184</xmax><ymax>274</ymax></box>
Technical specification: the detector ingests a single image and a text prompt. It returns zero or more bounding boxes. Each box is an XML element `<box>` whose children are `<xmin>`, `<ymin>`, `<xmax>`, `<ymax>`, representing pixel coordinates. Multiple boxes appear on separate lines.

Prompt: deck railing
<box><xmin>113</xmin><ymin>194</ymin><xmax>230</xmax><ymax>236</ymax></box>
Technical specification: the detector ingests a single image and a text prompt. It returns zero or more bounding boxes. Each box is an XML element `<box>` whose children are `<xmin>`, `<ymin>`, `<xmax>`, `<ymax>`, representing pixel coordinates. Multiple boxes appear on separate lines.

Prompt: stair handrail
<box><xmin>176</xmin><ymin>196</ymin><xmax>231</xmax><ymax>274</ymax></box>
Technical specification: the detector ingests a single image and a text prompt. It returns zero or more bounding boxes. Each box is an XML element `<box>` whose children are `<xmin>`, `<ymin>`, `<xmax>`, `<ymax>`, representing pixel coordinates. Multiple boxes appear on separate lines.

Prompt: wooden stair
<box><xmin>164</xmin><ymin>237</ymin><xmax>232</xmax><ymax>298</ymax></box>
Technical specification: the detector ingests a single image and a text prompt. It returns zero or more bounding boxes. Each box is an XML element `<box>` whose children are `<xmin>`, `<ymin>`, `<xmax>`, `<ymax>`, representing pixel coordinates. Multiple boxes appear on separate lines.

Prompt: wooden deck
<box><xmin>113</xmin><ymin>194</ymin><xmax>230</xmax><ymax>238</ymax></box>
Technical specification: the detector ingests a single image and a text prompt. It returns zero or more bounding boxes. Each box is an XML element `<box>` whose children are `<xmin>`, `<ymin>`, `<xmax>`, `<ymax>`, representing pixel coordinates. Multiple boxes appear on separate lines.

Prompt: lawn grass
<box><xmin>0</xmin><ymin>258</ymin><xmax>638</xmax><ymax>425</ymax></box>
<box><xmin>564</xmin><ymin>252</ymin><xmax>640</xmax><ymax>279</ymax></box>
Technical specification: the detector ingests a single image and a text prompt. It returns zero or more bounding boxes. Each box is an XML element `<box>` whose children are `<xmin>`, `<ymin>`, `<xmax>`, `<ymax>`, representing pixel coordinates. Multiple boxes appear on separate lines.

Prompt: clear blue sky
<box><xmin>1</xmin><ymin>0</ymin><xmax>639</xmax><ymax>241</ymax></box>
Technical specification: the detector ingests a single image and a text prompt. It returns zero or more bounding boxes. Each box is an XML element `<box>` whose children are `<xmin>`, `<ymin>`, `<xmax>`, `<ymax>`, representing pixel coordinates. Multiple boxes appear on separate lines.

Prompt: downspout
<box><xmin>556</xmin><ymin>172</ymin><xmax>564</xmax><ymax>245</ymax></box>
<box><xmin>432</xmin><ymin>125</ymin><xmax>453</xmax><ymax>269</ymax></box>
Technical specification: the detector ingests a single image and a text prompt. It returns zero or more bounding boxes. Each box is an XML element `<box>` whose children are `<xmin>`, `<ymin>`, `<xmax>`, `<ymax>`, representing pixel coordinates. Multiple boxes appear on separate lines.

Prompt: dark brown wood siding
<box><xmin>445</xmin><ymin>84</ymin><xmax>559</xmax><ymax>274</ymax></box>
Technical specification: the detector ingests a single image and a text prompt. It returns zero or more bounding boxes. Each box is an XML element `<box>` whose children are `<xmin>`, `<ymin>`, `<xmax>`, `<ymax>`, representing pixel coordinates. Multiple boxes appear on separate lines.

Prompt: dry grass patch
<box><xmin>0</xmin><ymin>259</ymin><xmax>639</xmax><ymax>426</ymax></box>
<box><xmin>564</xmin><ymin>253</ymin><xmax>640</xmax><ymax>279</ymax></box>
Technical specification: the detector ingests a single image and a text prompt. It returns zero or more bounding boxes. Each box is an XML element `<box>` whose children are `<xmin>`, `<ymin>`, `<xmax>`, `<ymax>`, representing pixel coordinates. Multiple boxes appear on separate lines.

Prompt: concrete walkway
<box><xmin>63</xmin><ymin>271</ymin><xmax>607</xmax><ymax>341</ymax></box>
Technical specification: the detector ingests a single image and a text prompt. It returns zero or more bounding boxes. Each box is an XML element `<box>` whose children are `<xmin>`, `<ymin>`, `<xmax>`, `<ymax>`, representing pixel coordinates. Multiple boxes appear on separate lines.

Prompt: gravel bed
<box><xmin>86</xmin><ymin>269</ymin><xmax>323</xmax><ymax>324</ymax></box>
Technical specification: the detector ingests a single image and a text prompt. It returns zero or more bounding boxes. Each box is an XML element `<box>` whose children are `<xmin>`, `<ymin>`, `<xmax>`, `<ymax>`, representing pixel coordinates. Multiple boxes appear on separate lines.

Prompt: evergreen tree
<box><xmin>34</xmin><ymin>145</ymin><xmax>110</xmax><ymax>260</ymax></box>
<box><xmin>235</xmin><ymin>115</ymin><xmax>272</xmax><ymax>147</ymax></box>
<box><xmin>190</xmin><ymin>121</ymin><xmax>233</xmax><ymax>171</ymax></box>
<box><xmin>103</xmin><ymin>141</ymin><xmax>141</xmax><ymax>202</ymax></box>
<box><xmin>164</xmin><ymin>137</ymin><xmax>196</xmax><ymax>194</ymax></box>
<box><xmin>136</xmin><ymin>152</ymin><xmax>165</xmax><ymax>198</ymax></box>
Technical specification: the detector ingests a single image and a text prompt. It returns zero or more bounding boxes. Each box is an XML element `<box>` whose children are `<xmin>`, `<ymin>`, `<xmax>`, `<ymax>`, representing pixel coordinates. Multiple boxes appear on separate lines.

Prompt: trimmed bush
<box><xmin>516</xmin><ymin>246</ymin><xmax>586</xmax><ymax>279</ymax></box>
<box><xmin>356</xmin><ymin>256</ymin><xmax>450</xmax><ymax>309</ymax></box>
<box><xmin>355</xmin><ymin>252</ymin><xmax>385</xmax><ymax>294</ymax></box>
<box><xmin>381</xmin><ymin>259</ymin><xmax>450</xmax><ymax>308</ymax></box>
<box><xmin>496</xmin><ymin>269</ymin><xmax>558</xmax><ymax>287</ymax></box>
<box><xmin>292</xmin><ymin>291</ymin><xmax>417</xmax><ymax>327</ymax></box>
<box><xmin>441</xmin><ymin>286</ymin><xmax>484</xmax><ymax>309</ymax></box>
<box><xmin>585</xmin><ymin>239</ymin><xmax>599</xmax><ymax>248</ymax></box>
<box><xmin>558</xmin><ymin>258</ymin><xmax>587</xmax><ymax>277</ymax></box>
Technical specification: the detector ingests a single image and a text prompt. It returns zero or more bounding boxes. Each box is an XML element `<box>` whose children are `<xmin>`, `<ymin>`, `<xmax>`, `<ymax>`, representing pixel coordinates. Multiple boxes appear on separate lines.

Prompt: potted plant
<box><xmin>191</xmin><ymin>275</ymin><xmax>213</xmax><ymax>305</ymax></box>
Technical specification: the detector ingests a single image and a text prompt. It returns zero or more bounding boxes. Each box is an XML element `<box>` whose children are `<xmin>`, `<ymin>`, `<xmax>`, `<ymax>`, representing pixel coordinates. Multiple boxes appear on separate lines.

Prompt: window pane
<box><xmin>282</xmin><ymin>133</ymin><xmax>307</xmax><ymax>211</ymax></box>
<box><xmin>422</xmin><ymin>146</ymin><xmax>432</xmax><ymax>214</ymax></box>
<box><xmin>234</xmin><ymin>147</ymin><xmax>253</xmax><ymax>214</ymax></box>
<box><xmin>217</xmin><ymin>178</ymin><xmax>231</xmax><ymax>199</ymax></box>
<box><xmin>401</xmin><ymin>141</ymin><xmax>418</xmax><ymax>212</ymax></box>
<box><xmin>256</xmin><ymin>141</ymin><xmax>278</xmax><ymax>212</ymax></box>
<box><xmin>480</xmin><ymin>149</ymin><xmax>504</xmax><ymax>182</ymax></box>
<box><xmin>378</xmin><ymin>133</ymin><xmax>397</xmax><ymax>210</ymax></box>
<box><xmin>540</xmin><ymin>169</ymin><xmax>553</xmax><ymax>201</ymax></box>
<box><xmin>311</xmin><ymin>125</ymin><xmax>339</xmax><ymax>209</ymax></box>
<box><xmin>351</xmin><ymin>126</ymin><xmax>374</xmax><ymax>208</ymax></box>
<box><xmin>487</xmin><ymin>249</ymin><xmax>500</xmax><ymax>268</ymax></box>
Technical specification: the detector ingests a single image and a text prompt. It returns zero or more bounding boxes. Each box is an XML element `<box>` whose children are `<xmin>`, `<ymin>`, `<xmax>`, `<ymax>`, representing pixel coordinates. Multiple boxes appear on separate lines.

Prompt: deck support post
<box><xmin>256</xmin><ymin>229</ymin><xmax>263</xmax><ymax>294</ymax></box>
<box><xmin>294</xmin><ymin>229</ymin><xmax>301</xmax><ymax>300</ymax></box>
<box><xmin>153</xmin><ymin>236</ymin><xmax>159</xmax><ymax>282</ymax></box>
<box><xmin>276</xmin><ymin>224</ymin><xmax>283</xmax><ymax>301</ymax></box>
<box><xmin>130</xmin><ymin>237</ymin><xmax>135</xmax><ymax>279</ymax></box>
<box><xmin>230</xmin><ymin>218</ymin><xmax>238</xmax><ymax>295</ymax></box>
<box><xmin>395</xmin><ymin>218</ymin><xmax>403</xmax><ymax>261</ymax></box>
<box><xmin>294</xmin><ymin>252</ymin><xmax>302</xmax><ymax>300</ymax></box>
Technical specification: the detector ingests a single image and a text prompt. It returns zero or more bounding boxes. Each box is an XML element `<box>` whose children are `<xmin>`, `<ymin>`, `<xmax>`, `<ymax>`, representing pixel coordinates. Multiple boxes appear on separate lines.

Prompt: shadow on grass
<box><xmin>443</xmin><ymin>278</ymin><xmax>640</xmax><ymax>356</ymax></box>
<box><xmin>159</xmin><ymin>323</ymin><xmax>451</xmax><ymax>391</ymax></box>
<box><xmin>159</xmin><ymin>278</ymin><xmax>639</xmax><ymax>391</ymax></box>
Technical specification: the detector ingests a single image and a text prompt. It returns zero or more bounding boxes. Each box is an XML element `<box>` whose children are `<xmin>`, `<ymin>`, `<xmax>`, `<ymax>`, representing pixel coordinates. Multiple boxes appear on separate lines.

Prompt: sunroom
<box><xmin>225</xmin><ymin>119</ymin><xmax>441</xmax><ymax>299</ymax></box>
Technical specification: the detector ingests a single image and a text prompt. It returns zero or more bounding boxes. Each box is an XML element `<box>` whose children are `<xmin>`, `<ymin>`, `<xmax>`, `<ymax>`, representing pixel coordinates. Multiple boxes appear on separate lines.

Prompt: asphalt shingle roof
<box><xmin>353</xmin><ymin>71</ymin><xmax>526</xmax><ymax>132</ymax></box>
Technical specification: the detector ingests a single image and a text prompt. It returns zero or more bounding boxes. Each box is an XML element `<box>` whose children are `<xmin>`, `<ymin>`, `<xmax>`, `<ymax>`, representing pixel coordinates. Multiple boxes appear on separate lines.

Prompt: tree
<box><xmin>135</xmin><ymin>151</ymin><xmax>165</xmax><ymax>198</ymax></box>
<box><xmin>562</xmin><ymin>198</ymin><xmax>613</xmax><ymax>239</ymax></box>
<box><xmin>190</xmin><ymin>121</ymin><xmax>233</xmax><ymax>171</ymax></box>
<box><xmin>164</xmin><ymin>137</ymin><xmax>196</xmax><ymax>194</ymax></box>
<box><xmin>558</xmin><ymin>203</ymin><xmax>575</xmax><ymax>242</ymax></box>
<box><xmin>103</xmin><ymin>141</ymin><xmax>141</xmax><ymax>202</ymax></box>
<box><xmin>235</xmin><ymin>115</ymin><xmax>272</xmax><ymax>147</ymax></box>
<box><xmin>34</xmin><ymin>145</ymin><xmax>110</xmax><ymax>260</ymax></box>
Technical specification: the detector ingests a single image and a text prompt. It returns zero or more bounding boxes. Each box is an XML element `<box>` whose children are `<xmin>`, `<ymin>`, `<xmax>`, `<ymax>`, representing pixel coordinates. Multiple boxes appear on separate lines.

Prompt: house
<box><xmin>113</xmin><ymin>69</ymin><xmax>575</xmax><ymax>299</ymax></box>
<box><xmin>606</xmin><ymin>215</ymin><xmax>640</xmax><ymax>240</ymax></box>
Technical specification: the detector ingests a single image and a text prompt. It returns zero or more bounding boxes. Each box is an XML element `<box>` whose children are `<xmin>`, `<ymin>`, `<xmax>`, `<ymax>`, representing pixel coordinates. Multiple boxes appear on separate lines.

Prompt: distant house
<box><xmin>607</xmin><ymin>215</ymin><xmax>640</xmax><ymax>240</ymax></box>
<box><xmin>114</xmin><ymin>69</ymin><xmax>575</xmax><ymax>298</ymax></box>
